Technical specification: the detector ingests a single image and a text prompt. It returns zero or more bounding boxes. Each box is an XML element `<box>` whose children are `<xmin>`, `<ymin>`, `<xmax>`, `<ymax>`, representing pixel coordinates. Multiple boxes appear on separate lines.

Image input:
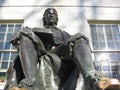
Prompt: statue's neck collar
<box><xmin>44</xmin><ymin>25</ymin><xmax>57</xmax><ymax>28</ymax></box>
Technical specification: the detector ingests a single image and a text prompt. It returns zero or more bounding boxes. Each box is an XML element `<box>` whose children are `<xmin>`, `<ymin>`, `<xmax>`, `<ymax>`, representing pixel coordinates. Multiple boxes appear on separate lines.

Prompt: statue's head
<box><xmin>43</xmin><ymin>8</ymin><xmax>58</xmax><ymax>27</ymax></box>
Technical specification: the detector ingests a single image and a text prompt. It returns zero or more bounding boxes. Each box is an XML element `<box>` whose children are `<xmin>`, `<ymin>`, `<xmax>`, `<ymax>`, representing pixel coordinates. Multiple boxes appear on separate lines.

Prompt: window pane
<box><xmin>112</xmin><ymin>25</ymin><xmax>120</xmax><ymax>40</ymax></box>
<box><xmin>8</xmin><ymin>24</ymin><xmax>14</xmax><ymax>33</ymax></box>
<box><xmin>6</xmin><ymin>33</ymin><xmax>13</xmax><ymax>40</ymax></box>
<box><xmin>14</xmin><ymin>24</ymin><xmax>21</xmax><ymax>35</ymax></box>
<box><xmin>11</xmin><ymin>52</ymin><xmax>18</xmax><ymax>60</ymax></box>
<box><xmin>0</xmin><ymin>41</ymin><xmax>3</xmax><ymax>49</ymax></box>
<box><xmin>93</xmin><ymin>42</ymin><xmax>99</xmax><ymax>50</ymax></box>
<box><xmin>109</xmin><ymin>53</ymin><xmax>116</xmax><ymax>61</ymax></box>
<box><xmin>9</xmin><ymin>62</ymin><xmax>13</xmax><ymax>67</ymax></box>
<box><xmin>115</xmin><ymin>42</ymin><xmax>120</xmax><ymax>49</ymax></box>
<box><xmin>90</xmin><ymin>25</ymin><xmax>98</xmax><ymax>41</ymax></box>
<box><xmin>112</xmin><ymin>66</ymin><xmax>118</xmax><ymax>71</ymax></box>
<box><xmin>98</xmin><ymin>53</ymin><xmax>108</xmax><ymax>61</ymax></box>
<box><xmin>112</xmin><ymin>25</ymin><xmax>119</xmax><ymax>33</ymax></box>
<box><xmin>3</xmin><ymin>52</ymin><xmax>10</xmax><ymax>61</ymax></box>
<box><xmin>105</xmin><ymin>73</ymin><xmax>112</xmax><ymax>78</ymax></box>
<box><xmin>0</xmin><ymin>33</ymin><xmax>5</xmax><ymax>40</ymax></box>
<box><xmin>94</xmin><ymin>53</ymin><xmax>100</xmax><ymax>61</ymax></box>
<box><xmin>0</xmin><ymin>24</ymin><xmax>6</xmax><ymax>32</ymax></box>
<box><xmin>0</xmin><ymin>72</ymin><xmax>6</xmax><ymax>77</ymax></box>
<box><xmin>15</xmin><ymin>24</ymin><xmax>21</xmax><ymax>32</ymax></box>
<box><xmin>105</xmin><ymin>25</ymin><xmax>113</xmax><ymax>41</ymax></box>
<box><xmin>0</xmin><ymin>52</ymin><xmax>2</xmax><ymax>60</ymax></box>
<box><xmin>116</xmin><ymin>53</ymin><xmax>120</xmax><ymax>61</ymax></box>
<box><xmin>97</xmin><ymin>25</ymin><xmax>105</xmax><ymax>42</ymax></box>
<box><xmin>11</xmin><ymin>45</ymin><xmax>16</xmax><ymax>50</ymax></box>
<box><xmin>1</xmin><ymin>62</ymin><xmax>8</xmax><ymax>69</ymax></box>
<box><xmin>113</xmin><ymin>33</ymin><xmax>120</xmax><ymax>40</ymax></box>
<box><xmin>112</xmin><ymin>72</ymin><xmax>119</xmax><ymax>78</ymax></box>
<box><xmin>103</xmin><ymin>66</ymin><xmax>110</xmax><ymax>71</ymax></box>
<box><xmin>106</xmin><ymin>33</ymin><xmax>113</xmax><ymax>41</ymax></box>
<box><xmin>4</xmin><ymin>41</ymin><xmax>11</xmax><ymax>49</ymax></box>
<box><xmin>107</xmin><ymin>42</ymin><xmax>115</xmax><ymax>50</ymax></box>
<box><xmin>100</xmin><ymin>42</ymin><xmax>106</xmax><ymax>50</ymax></box>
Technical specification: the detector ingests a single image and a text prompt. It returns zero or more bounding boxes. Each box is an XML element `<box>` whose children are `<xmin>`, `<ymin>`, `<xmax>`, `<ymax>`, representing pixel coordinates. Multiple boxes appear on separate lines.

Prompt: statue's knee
<box><xmin>21</xmin><ymin>36</ymin><xmax>33</xmax><ymax>44</ymax></box>
<box><xmin>20</xmin><ymin>36</ymin><xmax>36</xmax><ymax>51</ymax></box>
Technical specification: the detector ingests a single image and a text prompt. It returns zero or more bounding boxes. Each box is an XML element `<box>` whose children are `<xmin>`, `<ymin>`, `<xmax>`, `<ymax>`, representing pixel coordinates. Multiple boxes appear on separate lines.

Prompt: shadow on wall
<box><xmin>0</xmin><ymin>0</ymin><xmax>5</xmax><ymax>6</ymax></box>
<box><xmin>23</xmin><ymin>0</ymin><xmax>61</xmax><ymax>27</ymax></box>
<box><xmin>79</xmin><ymin>0</ymin><xmax>102</xmax><ymax>33</ymax></box>
<box><xmin>24</xmin><ymin>0</ymin><xmax>59</xmax><ymax>27</ymax></box>
<box><xmin>0</xmin><ymin>0</ymin><xmax>6</xmax><ymax>19</ymax></box>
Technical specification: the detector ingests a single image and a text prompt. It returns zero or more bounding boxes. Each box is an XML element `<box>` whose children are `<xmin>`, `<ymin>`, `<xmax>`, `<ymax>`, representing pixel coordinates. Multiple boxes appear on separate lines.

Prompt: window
<box><xmin>0</xmin><ymin>20</ymin><xmax>23</xmax><ymax>77</ymax></box>
<box><xmin>90</xmin><ymin>23</ymin><xmax>120</xmax><ymax>80</ymax></box>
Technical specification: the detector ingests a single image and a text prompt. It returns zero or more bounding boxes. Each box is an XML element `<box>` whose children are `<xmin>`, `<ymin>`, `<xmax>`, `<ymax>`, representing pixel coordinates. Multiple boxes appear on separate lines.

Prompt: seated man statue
<box><xmin>4</xmin><ymin>8</ymin><xmax>120</xmax><ymax>90</ymax></box>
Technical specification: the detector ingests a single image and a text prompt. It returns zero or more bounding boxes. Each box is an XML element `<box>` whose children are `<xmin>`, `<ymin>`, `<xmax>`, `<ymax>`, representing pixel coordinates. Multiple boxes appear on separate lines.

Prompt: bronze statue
<box><xmin>4</xmin><ymin>8</ymin><xmax>120</xmax><ymax>90</ymax></box>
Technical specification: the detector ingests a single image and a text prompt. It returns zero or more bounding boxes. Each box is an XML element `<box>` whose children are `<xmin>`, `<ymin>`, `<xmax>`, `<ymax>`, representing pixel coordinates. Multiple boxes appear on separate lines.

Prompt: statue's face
<box><xmin>43</xmin><ymin>8</ymin><xmax>58</xmax><ymax>26</ymax></box>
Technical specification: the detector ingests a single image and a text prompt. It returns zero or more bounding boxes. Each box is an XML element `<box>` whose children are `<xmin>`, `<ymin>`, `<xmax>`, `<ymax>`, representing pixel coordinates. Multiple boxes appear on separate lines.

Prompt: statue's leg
<box><xmin>53</xmin><ymin>38</ymin><xmax>102</xmax><ymax>90</ymax></box>
<box><xmin>72</xmin><ymin>38</ymin><xmax>104</xmax><ymax>90</ymax></box>
<box><xmin>53</xmin><ymin>37</ymin><xmax>95</xmax><ymax>77</ymax></box>
<box><xmin>18</xmin><ymin>36</ymin><xmax>38</xmax><ymax>87</ymax></box>
<box><xmin>72</xmin><ymin>38</ymin><xmax>95</xmax><ymax>77</ymax></box>
<box><xmin>54</xmin><ymin>37</ymin><xmax>120</xmax><ymax>90</ymax></box>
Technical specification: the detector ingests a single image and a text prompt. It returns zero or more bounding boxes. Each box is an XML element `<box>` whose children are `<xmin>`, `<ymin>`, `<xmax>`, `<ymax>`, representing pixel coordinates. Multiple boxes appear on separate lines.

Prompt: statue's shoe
<box><xmin>98</xmin><ymin>77</ymin><xmax>120</xmax><ymax>90</ymax></box>
<box><xmin>9</xmin><ymin>87</ymin><xmax>27</xmax><ymax>90</ymax></box>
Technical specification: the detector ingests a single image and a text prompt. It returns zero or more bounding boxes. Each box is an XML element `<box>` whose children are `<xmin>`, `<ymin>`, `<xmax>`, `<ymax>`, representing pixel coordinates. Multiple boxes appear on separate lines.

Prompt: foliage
<box><xmin>0</xmin><ymin>75</ymin><xmax>6</xmax><ymax>82</ymax></box>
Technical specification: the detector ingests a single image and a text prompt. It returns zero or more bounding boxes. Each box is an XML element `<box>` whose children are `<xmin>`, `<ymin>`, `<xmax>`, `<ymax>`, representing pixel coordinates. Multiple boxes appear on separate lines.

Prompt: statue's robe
<box><xmin>4</xmin><ymin>27</ymin><xmax>91</xmax><ymax>90</ymax></box>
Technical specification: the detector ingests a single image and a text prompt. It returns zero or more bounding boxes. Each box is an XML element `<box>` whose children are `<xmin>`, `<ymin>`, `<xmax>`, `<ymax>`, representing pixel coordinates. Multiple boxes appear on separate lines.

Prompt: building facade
<box><xmin>0</xmin><ymin>0</ymin><xmax>120</xmax><ymax>87</ymax></box>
